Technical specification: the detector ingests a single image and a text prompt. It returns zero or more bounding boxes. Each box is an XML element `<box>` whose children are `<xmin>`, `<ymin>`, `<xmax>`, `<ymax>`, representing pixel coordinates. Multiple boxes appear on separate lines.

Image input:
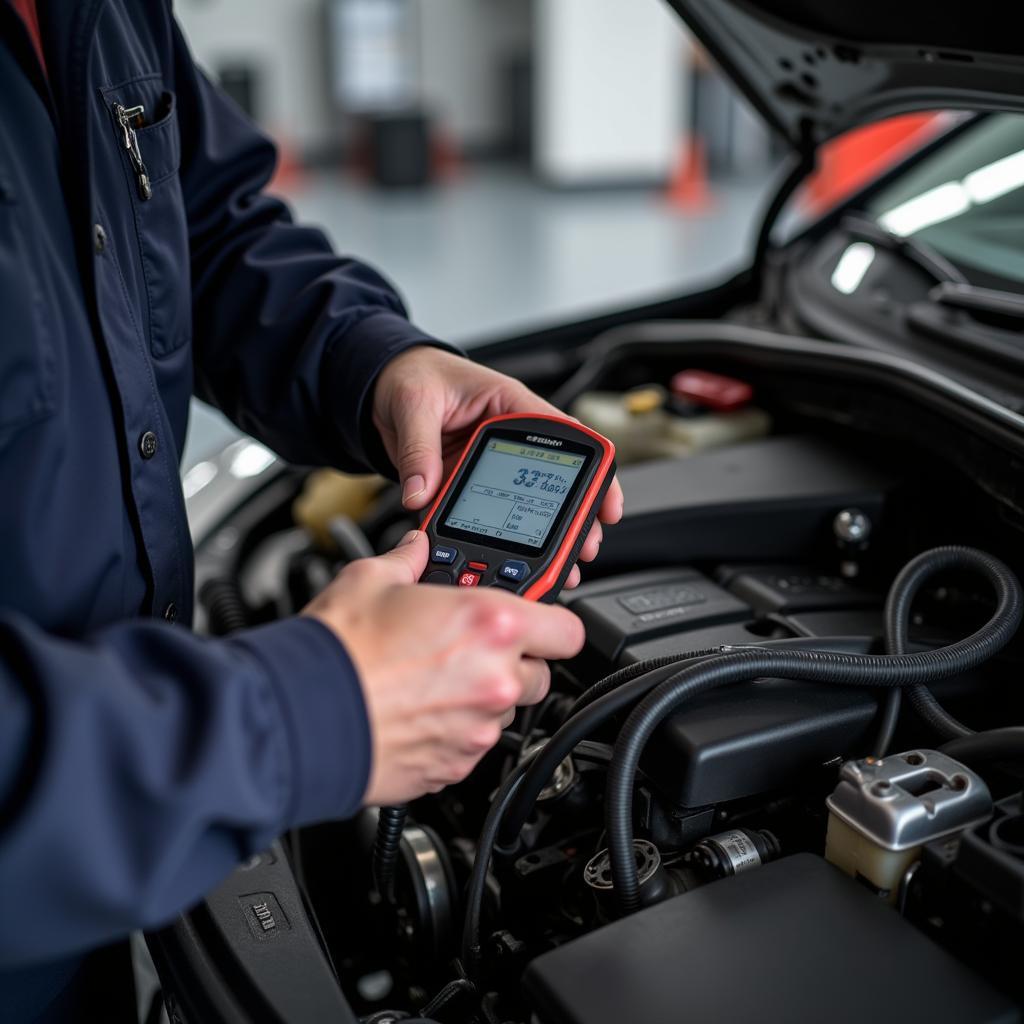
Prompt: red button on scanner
<box><xmin>458</xmin><ymin>571</ymin><xmax>482</xmax><ymax>587</ymax></box>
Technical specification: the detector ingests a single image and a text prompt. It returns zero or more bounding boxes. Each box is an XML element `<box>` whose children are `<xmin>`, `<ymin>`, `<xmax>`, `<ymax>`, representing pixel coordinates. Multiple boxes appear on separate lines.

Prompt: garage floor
<box><xmin>184</xmin><ymin>167</ymin><xmax>769</xmax><ymax>468</ymax></box>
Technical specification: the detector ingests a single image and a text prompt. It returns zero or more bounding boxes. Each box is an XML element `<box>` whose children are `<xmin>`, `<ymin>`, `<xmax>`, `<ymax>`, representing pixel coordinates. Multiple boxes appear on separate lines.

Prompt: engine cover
<box><xmin>524</xmin><ymin>854</ymin><xmax>1013</xmax><ymax>1024</ymax></box>
<box><xmin>565</xmin><ymin>568</ymin><xmax>883</xmax><ymax>806</ymax></box>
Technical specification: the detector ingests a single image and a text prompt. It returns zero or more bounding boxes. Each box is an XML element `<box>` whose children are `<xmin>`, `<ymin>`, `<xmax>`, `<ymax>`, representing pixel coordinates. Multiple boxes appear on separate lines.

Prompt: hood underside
<box><xmin>667</xmin><ymin>0</ymin><xmax>1024</xmax><ymax>151</ymax></box>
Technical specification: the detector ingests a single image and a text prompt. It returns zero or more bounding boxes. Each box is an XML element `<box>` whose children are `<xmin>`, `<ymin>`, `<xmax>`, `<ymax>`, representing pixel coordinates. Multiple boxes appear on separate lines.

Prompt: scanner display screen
<box><xmin>443</xmin><ymin>438</ymin><xmax>585</xmax><ymax>548</ymax></box>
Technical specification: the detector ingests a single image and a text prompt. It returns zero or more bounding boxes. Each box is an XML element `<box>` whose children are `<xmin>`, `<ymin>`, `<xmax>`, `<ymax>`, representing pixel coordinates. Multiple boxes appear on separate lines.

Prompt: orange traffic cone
<box><xmin>268</xmin><ymin>134</ymin><xmax>305</xmax><ymax>195</ymax></box>
<box><xmin>432</xmin><ymin>127</ymin><xmax>463</xmax><ymax>182</ymax></box>
<box><xmin>665</xmin><ymin>137</ymin><xmax>714</xmax><ymax>213</ymax></box>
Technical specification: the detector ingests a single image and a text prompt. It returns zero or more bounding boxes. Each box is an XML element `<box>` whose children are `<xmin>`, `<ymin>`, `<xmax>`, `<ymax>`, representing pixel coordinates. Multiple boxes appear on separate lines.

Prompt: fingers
<box><xmin>515</xmin><ymin>599</ymin><xmax>586</xmax><ymax>662</ymax></box>
<box><xmin>599</xmin><ymin>475</ymin><xmax>624</xmax><ymax>525</ymax></box>
<box><xmin>517</xmin><ymin>657</ymin><xmax>551</xmax><ymax>706</ymax></box>
<box><xmin>370</xmin><ymin>529</ymin><xmax>429</xmax><ymax>583</ymax></box>
<box><xmin>563</xmin><ymin>518</ymin><xmax>603</xmax><ymax>591</ymax></box>
<box><xmin>394</xmin><ymin>389</ymin><xmax>445</xmax><ymax>510</ymax></box>
<box><xmin>467</xmin><ymin>584</ymin><xmax>584</xmax><ymax>662</ymax></box>
<box><xmin>455</xmin><ymin>661</ymin><xmax>547</xmax><ymax>762</ymax></box>
<box><xmin>579</xmin><ymin>520</ymin><xmax>603</xmax><ymax>563</ymax></box>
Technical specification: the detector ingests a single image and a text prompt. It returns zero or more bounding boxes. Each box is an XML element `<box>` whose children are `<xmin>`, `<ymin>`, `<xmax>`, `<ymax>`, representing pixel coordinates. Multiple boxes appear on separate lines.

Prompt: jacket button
<box><xmin>139</xmin><ymin>430</ymin><xmax>158</xmax><ymax>459</ymax></box>
<box><xmin>93</xmin><ymin>223</ymin><xmax>106</xmax><ymax>253</ymax></box>
<box><xmin>163</xmin><ymin>603</ymin><xmax>178</xmax><ymax>623</ymax></box>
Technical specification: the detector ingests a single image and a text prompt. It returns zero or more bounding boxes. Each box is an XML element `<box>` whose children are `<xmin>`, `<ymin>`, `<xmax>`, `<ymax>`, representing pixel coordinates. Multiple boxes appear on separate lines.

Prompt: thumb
<box><xmin>374</xmin><ymin>529</ymin><xmax>429</xmax><ymax>584</ymax></box>
<box><xmin>394</xmin><ymin>399</ymin><xmax>445</xmax><ymax>510</ymax></box>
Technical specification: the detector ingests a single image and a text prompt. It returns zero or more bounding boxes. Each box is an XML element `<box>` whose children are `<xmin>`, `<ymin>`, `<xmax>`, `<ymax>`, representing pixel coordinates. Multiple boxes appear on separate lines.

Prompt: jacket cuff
<box><xmin>321</xmin><ymin>310</ymin><xmax>462</xmax><ymax>476</ymax></box>
<box><xmin>229</xmin><ymin>616</ymin><xmax>371</xmax><ymax>826</ymax></box>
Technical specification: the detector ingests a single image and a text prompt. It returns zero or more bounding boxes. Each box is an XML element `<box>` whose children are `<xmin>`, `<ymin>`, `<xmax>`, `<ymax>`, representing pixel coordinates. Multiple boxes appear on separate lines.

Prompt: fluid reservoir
<box><xmin>825</xmin><ymin>750</ymin><xmax>991</xmax><ymax>902</ymax></box>
<box><xmin>571</xmin><ymin>386</ymin><xmax>770</xmax><ymax>464</ymax></box>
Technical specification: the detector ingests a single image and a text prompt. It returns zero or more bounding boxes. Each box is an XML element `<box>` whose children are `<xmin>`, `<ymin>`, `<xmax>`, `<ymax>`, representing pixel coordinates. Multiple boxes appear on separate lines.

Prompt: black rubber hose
<box><xmin>326</xmin><ymin>513</ymin><xmax>375</xmax><ymax>561</ymax></box>
<box><xmin>884</xmin><ymin>546</ymin><xmax>1004</xmax><ymax>740</ymax></box>
<box><xmin>872</xmin><ymin>561</ymin><xmax>914</xmax><ymax>755</ymax></box>
<box><xmin>565</xmin><ymin>648</ymin><xmax>721</xmax><ymax>720</ymax></box>
<box><xmin>465</xmin><ymin>649</ymin><xmax>867</xmax><ymax>978</ymax></box>
<box><xmin>461</xmin><ymin>763</ymin><xmax>530</xmax><ymax>980</ymax></box>
<box><xmin>199</xmin><ymin>578</ymin><xmax>249</xmax><ymax>635</ymax></box>
<box><xmin>468</xmin><ymin>640</ymin><xmax>862</xmax><ymax>977</ymax></box>
<box><xmin>606</xmin><ymin>547</ymin><xmax>1022</xmax><ymax>914</ymax></box>
<box><xmin>496</xmin><ymin>665</ymin><xmax>686</xmax><ymax>849</ymax></box>
<box><xmin>871</xmin><ymin>687</ymin><xmax>902</xmax><ymax>758</ymax></box>
<box><xmin>499</xmin><ymin>637</ymin><xmax>872</xmax><ymax>848</ymax></box>
<box><xmin>460</xmin><ymin>742</ymin><xmax>644</xmax><ymax>985</ymax></box>
<box><xmin>372</xmin><ymin>805</ymin><xmax>407</xmax><ymax>903</ymax></box>
<box><xmin>941</xmin><ymin>727</ymin><xmax>1024</xmax><ymax>766</ymax></box>
<box><xmin>871</xmin><ymin>547</ymin><xmax>1010</xmax><ymax>755</ymax></box>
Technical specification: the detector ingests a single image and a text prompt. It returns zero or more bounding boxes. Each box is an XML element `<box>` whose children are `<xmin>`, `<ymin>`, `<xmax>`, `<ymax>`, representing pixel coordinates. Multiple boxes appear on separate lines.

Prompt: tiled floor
<box><xmin>183</xmin><ymin>167</ymin><xmax>770</xmax><ymax>468</ymax></box>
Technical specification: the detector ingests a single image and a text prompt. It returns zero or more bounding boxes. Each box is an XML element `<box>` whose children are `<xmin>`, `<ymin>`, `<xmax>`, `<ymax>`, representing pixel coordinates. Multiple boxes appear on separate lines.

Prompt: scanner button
<box><xmin>431</xmin><ymin>545</ymin><xmax>459</xmax><ymax>565</ymax></box>
<box><xmin>498</xmin><ymin>560</ymin><xmax>530</xmax><ymax>583</ymax></box>
<box><xmin>425</xmin><ymin>570</ymin><xmax>453</xmax><ymax>585</ymax></box>
<box><xmin>458</xmin><ymin>570</ymin><xmax>482</xmax><ymax>588</ymax></box>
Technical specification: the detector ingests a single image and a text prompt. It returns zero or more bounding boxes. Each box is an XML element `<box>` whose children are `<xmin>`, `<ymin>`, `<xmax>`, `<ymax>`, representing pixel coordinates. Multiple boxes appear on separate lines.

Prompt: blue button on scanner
<box><xmin>498</xmin><ymin>560</ymin><xmax>530</xmax><ymax>582</ymax></box>
<box><xmin>431</xmin><ymin>545</ymin><xmax>459</xmax><ymax>565</ymax></box>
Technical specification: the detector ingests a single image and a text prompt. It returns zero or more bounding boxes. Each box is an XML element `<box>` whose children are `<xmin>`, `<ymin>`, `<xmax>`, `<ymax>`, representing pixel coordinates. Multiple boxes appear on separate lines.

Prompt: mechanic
<box><xmin>0</xmin><ymin>3</ymin><xmax>623</xmax><ymax>1021</ymax></box>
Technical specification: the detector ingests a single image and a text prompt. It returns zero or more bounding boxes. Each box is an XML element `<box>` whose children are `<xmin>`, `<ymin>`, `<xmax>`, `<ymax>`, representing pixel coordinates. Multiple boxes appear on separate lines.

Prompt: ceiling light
<box><xmin>831</xmin><ymin>242</ymin><xmax>876</xmax><ymax>294</ymax></box>
<box><xmin>963</xmin><ymin>148</ymin><xmax>1024</xmax><ymax>205</ymax></box>
<box><xmin>878</xmin><ymin>182</ymin><xmax>970</xmax><ymax>237</ymax></box>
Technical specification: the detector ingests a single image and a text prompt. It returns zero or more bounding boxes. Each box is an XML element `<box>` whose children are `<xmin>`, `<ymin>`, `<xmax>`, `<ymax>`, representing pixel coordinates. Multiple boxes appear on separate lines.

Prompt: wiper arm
<box><xmin>907</xmin><ymin>281</ymin><xmax>1024</xmax><ymax>369</ymax></box>
<box><xmin>841</xmin><ymin>214</ymin><xmax>968</xmax><ymax>286</ymax></box>
<box><xmin>929</xmin><ymin>281</ymin><xmax>1024</xmax><ymax>325</ymax></box>
<box><xmin>840</xmin><ymin>215</ymin><xmax>1024</xmax><ymax>366</ymax></box>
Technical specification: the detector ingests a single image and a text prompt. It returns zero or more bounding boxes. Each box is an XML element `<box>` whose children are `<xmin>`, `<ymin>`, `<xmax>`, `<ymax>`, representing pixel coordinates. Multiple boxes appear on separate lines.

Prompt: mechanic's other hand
<box><xmin>303</xmin><ymin>530</ymin><xmax>585</xmax><ymax>805</ymax></box>
<box><xmin>372</xmin><ymin>347</ymin><xmax>624</xmax><ymax>588</ymax></box>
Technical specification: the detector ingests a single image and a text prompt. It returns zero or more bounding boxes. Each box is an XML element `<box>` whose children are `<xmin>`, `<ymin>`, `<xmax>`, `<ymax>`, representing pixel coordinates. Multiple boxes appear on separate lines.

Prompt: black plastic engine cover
<box><xmin>563</xmin><ymin>568</ymin><xmax>749</xmax><ymax>663</ymax></box>
<box><xmin>524</xmin><ymin>854</ymin><xmax>1017</xmax><ymax>1024</ymax></box>
<box><xmin>566</xmin><ymin>569</ymin><xmax>883</xmax><ymax>807</ymax></box>
<box><xmin>637</xmin><ymin>634</ymin><xmax>880</xmax><ymax>807</ymax></box>
<box><xmin>596</xmin><ymin>434</ymin><xmax>893</xmax><ymax>571</ymax></box>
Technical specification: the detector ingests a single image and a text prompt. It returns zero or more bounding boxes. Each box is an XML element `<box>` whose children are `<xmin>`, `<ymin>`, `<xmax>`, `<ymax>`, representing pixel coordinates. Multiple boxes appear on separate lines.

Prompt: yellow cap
<box><xmin>623</xmin><ymin>386</ymin><xmax>665</xmax><ymax>416</ymax></box>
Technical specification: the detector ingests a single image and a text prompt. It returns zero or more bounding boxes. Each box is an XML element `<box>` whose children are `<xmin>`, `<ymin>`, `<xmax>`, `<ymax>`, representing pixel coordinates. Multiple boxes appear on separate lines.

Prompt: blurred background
<box><xmin>175</xmin><ymin>0</ymin><xmax>921</xmax><ymax>467</ymax></box>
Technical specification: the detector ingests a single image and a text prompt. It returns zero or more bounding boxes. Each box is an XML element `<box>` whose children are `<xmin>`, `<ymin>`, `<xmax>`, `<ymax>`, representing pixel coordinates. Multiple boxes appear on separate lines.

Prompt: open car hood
<box><xmin>668</xmin><ymin>0</ymin><xmax>1024</xmax><ymax>151</ymax></box>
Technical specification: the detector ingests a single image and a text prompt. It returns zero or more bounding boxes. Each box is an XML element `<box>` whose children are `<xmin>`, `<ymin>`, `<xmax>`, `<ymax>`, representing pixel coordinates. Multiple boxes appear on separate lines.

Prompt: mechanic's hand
<box><xmin>304</xmin><ymin>530</ymin><xmax>585</xmax><ymax>805</ymax></box>
<box><xmin>372</xmin><ymin>346</ymin><xmax>624</xmax><ymax>588</ymax></box>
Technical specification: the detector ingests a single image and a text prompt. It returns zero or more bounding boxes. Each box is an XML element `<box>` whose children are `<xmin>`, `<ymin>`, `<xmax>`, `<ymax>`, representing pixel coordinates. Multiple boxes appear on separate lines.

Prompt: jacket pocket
<box><xmin>0</xmin><ymin>172</ymin><xmax>55</xmax><ymax>443</ymax></box>
<box><xmin>101</xmin><ymin>80</ymin><xmax>191</xmax><ymax>359</ymax></box>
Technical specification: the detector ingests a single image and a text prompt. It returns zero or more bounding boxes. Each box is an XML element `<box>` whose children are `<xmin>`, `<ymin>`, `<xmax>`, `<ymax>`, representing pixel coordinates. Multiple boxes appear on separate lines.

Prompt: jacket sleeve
<box><xmin>0</xmin><ymin>612</ymin><xmax>369</xmax><ymax>967</ymax></box>
<box><xmin>169</xmin><ymin>20</ymin><xmax>456</xmax><ymax>473</ymax></box>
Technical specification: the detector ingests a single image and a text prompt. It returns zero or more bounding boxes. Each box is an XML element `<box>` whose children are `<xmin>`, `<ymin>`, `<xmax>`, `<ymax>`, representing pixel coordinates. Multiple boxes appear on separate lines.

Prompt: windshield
<box><xmin>866</xmin><ymin>114</ymin><xmax>1024</xmax><ymax>290</ymax></box>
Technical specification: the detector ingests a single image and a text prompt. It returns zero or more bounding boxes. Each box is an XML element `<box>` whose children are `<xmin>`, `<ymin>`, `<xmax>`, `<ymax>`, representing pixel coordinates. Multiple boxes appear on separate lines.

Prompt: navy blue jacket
<box><xmin>0</xmin><ymin>1</ymin><xmax>444</xmax><ymax>1017</ymax></box>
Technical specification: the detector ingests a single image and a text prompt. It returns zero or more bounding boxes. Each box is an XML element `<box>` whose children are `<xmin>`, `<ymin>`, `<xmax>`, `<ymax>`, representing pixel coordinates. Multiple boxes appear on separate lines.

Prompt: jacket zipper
<box><xmin>113</xmin><ymin>101</ymin><xmax>152</xmax><ymax>200</ymax></box>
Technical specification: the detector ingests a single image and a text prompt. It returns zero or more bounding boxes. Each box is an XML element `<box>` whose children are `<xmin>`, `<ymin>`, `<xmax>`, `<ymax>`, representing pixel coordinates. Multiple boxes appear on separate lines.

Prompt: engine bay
<box><xmin>172</xmin><ymin>325</ymin><xmax>1024</xmax><ymax>1023</ymax></box>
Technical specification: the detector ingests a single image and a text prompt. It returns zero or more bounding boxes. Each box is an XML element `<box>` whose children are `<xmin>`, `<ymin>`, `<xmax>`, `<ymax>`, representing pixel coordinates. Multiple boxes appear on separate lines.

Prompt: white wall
<box><xmin>175</xmin><ymin>0</ymin><xmax>531</xmax><ymax>157</ymax></box>
<box><xmin>419</xmin><ymin>0</ymin><xmax>531</xmax><ymax>152</ymax></box>
<box><xmin>175</xmin><ymin>0</ymin><xmax>336</xmax><ymax>153</ymax></box>
<box><xmin>535</xmin><ymin>0</ymin><xmax>689</xmax><ymax>185</ymax></box>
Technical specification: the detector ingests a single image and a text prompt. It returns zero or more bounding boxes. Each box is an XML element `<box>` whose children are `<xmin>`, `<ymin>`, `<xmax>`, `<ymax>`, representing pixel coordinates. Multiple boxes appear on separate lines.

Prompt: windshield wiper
<box><xmin>907</xmin><ymin>281</ymin><xmax>1024</xmax><ymax>369</ymax></box>
<box><xmin>839</xmin><ymin>215</ymin><xmax>1024</xmax><ymax>367</ymax></box>
<box><xmin>929</xmin><ymin>281</ymin><xmax>1024</xmax><ymax>325</ymax></box>
<box><xmin>841</xmin><ymin>214</ymin><xmax>968</xmax><ymax>286</ymax></box>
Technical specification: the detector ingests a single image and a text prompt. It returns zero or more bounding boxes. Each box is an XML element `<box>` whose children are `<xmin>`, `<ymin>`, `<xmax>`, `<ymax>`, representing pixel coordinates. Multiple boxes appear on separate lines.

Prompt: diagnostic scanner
<box><xmin>418</xmin><ymin>414</ymin><xmax>616</xmax><ymax>603</ymax></box>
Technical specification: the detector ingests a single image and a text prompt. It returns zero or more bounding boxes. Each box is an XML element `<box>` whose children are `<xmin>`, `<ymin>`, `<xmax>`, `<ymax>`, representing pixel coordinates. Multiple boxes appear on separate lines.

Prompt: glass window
<box><xmin>867</xmin><ymin>114</ymin><xmax>1024</xmax><ymax>288</ymax></box>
